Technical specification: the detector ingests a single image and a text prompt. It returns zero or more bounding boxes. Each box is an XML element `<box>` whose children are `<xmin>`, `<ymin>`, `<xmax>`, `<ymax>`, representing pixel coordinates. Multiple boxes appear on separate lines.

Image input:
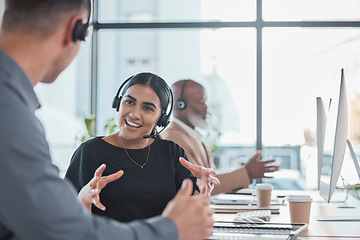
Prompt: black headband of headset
<box><xmin>112</xmin><ymin>75</ymin><xmax>174</xmax><ymax>124</ymax></box>
<box><xmin>179</xmin><ymin>80</ymin><xmax>188</xmax><ymax>103</ymax></box>
<box><xmin>175</xmin><ymin>80</ymin><xmax>189</xmax><ymax>110</ymax></box>
<box><xmin>112</xmin><ymin>75</ymin><xmax>134</xmax><ymax>110</ymax></box>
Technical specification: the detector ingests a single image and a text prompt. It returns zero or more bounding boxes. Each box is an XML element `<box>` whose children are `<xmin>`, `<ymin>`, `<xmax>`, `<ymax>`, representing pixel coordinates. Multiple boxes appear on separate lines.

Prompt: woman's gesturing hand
<box><xmin>78</xmin><ymin>164</ymin><xmax>124</xmax><ymax>212</ymax></box>
<box><xmin>180</xmin><ymin>157</ymin><xmax>220</xmax><ymax>196</ymax></box>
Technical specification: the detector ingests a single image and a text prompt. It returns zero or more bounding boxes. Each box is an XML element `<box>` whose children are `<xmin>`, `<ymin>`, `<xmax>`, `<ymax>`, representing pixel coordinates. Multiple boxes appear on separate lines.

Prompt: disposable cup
<box><xmin>287</xmin><ymin>195</ymin><xmax>312</xmax><ymax>224</ymax></box>
<box><xmin>255</xmin><ymin>184</ymin><xmax>273</xmax><ymax>207</ymax></box>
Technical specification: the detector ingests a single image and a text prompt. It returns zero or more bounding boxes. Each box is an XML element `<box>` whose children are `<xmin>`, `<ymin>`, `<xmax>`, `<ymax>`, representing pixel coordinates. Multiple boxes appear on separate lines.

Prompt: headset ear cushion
<box><xmin>116</xmin><ymin>96</ymin><xmax>122</xmax><ymax>111</ymax></box>
<box><xmin>176</xmin><ymin>100</ymin><xmax>186</xmax><ymax>110</ymax></box>
<box><xmin>72</xmin><ymin>19</ymin><xmax>89</xmax><ymax>42</ymax></box>
<box><xmin>72</xmin><ymin>19</ymin><xmax>82</xmax><ymax>42</ymax></box>
<box><xmin>112</xmin><ymin>96</ymin><xmax>121</xmax><ymax>111</ymax></box>
<box><xmin>79</xmin><ymin>22</ymin><xmax>90</xmax><ymax>41</ymax></box>
<box><xmin>157</xmin><ymin>113</ymin><xmax>170</xmax><ymax>127</ymax></box>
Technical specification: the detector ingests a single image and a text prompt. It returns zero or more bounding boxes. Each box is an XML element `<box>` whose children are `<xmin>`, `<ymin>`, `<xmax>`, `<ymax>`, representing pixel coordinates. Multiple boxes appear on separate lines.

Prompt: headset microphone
<box><xmin>142</xmin><ymin>135</ymin><xmax>154</xmax><ymax>139</ymax></box>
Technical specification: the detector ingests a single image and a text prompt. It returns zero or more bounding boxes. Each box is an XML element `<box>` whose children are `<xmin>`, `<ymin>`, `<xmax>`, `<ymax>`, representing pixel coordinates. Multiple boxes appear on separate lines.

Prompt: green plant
<box><xmin>104</xmin><ymin>118</ymin><xmax>118</xmax><ymax>135</ymax></box>
<box><xmin>81</xmin><ymin>115</ymin><xmax>96</xmax><ymax>142</ymax></box>
<box><xmin>80</xmin><ymin>116</ymin><xmax>118</xmax><ymax>142</ymax></box>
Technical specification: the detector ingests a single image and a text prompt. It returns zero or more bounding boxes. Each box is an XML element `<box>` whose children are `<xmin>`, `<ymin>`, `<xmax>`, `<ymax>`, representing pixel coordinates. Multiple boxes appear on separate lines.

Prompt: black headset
<box><xmin>175</xmin><ymin>80</ymin><xmax>188</xmax><ymax>110</ymax></box>
<box><xmin>112</xmin><ymin>75</ymin><xmax>174</xmax><ymax>138</ymax></box>
<box><xmin>72</xmin><ymin>0</ymin><xmax>93</xmax><ymax>42</ymax></box>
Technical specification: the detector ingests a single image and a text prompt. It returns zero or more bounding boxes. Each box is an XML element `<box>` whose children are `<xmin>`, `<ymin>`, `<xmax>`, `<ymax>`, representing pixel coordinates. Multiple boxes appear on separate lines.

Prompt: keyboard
<box><xmin>213</xmin><ymin>221</ymin><xmax>293</xmax><ymax>235</ymax></box>
<box><xmin>210</xmin><ymin>221</ymin><xmax>308</xmax><ymax>240</ymax></box>
<box><xmin>208</xmin><ymin>233</ymin><xmax>290</xmax><ymax>240</ymax></box>
<box><xmin>233</xmin><ymin>210</ymin><xmax>271</xmax><ymax>223</ymax></box>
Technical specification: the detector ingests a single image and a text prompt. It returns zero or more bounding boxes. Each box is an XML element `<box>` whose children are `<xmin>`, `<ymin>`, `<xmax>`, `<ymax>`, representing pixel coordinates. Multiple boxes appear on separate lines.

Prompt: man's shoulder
<box><xmin>165</xmin><ymin>121</ymin><xmax>184</xmax><ymax>131</ymax></box>
<box><xmin>161</xmin><ymin>128</ymin><xmax>195</xmax><ymax>153</ymax></box>
<box><xmin>161</xmin><ymin>121</ymin><xmax>187</xmax><ymax>138</ymax></box>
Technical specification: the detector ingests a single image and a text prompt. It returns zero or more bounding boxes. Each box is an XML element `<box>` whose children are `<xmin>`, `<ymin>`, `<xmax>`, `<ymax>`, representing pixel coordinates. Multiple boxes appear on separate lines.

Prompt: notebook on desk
<box><xmin>207</xmin><ymin>222</ymin><xmax>307</xmax><ymax>240</ymax></box>
<box><xmin>211</xmin><ymin>204</ymin><xmax>280</xmax><ymax>214</ymax></box>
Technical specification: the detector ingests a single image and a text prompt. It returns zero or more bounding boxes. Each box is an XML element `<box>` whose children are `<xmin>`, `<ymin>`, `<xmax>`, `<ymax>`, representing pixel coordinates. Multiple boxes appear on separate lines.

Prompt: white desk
<box><xmin>213</xmin><ymin>190</ymin><xmax>360</xmax><ymax>239</ymax></box>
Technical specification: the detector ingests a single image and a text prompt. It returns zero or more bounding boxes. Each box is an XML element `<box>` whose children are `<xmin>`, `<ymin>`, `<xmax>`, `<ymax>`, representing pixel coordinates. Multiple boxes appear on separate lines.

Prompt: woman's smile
<box><xmin>125</xmin><ymin>119</ymin><xmax>142</xmax><ymax>129</ymax></box>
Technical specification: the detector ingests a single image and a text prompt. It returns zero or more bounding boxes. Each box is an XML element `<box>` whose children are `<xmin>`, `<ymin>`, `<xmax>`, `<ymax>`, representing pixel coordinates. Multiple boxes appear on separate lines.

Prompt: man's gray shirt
<box><xmin>0</xmin><ymin>49</ymin><xmax>178</xmax><ymax>240</ymax></box>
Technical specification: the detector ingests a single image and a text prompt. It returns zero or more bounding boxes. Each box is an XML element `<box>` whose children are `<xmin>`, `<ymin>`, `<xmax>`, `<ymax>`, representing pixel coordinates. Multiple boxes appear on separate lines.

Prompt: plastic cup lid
<box><xmin>255</xmin><ymin>184</ymin><xmax>274</xmax><ymax>190</ymax></box>
<box><xmin>287</xmin><ymin>195</ymin><xmax>313</xmax><ymax>202</ymax></box>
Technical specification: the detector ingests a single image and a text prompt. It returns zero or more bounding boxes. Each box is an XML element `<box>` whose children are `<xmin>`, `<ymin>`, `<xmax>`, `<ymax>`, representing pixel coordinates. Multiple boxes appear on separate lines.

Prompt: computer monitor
<box><xmin>316</xmin><ymin>97</ymin><xmax>328</xmax><ymax>190</ymax></box>
<box><xmin>319</xmin><ymin>69</ymin><xmax>348</xmax><ymax>203</ymax></box>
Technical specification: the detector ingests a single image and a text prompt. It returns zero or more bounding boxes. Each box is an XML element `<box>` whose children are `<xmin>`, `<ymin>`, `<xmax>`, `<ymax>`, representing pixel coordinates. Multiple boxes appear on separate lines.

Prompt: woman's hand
<box><xmin>78</xmin><ymin>164</ymin><xmax>124</xmax><ymax>212</ymax></box>
<box><xmin>179</xmin><ymin>157</ymin><xmax>220</xmax><ymax>196</ymax></box>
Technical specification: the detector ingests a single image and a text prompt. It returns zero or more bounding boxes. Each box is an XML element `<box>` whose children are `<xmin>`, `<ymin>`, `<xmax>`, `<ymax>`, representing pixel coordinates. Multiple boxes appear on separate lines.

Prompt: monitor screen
<box><xmin>319</xmin><ymin>69</ymin><xmax>348</xmax><ymax>203</ymax></box>
<box><xmin>316</xmin><ymin>97</ymin><xmax>328</xmax><ymax>190</ymax></box>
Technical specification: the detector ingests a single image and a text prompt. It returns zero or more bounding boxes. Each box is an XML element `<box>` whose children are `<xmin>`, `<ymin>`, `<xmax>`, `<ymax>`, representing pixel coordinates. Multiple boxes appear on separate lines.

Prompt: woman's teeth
<box><xmin>126</xmin><ymin>120</ymin><xmax>141</xmax><ymax>128</ymax></box>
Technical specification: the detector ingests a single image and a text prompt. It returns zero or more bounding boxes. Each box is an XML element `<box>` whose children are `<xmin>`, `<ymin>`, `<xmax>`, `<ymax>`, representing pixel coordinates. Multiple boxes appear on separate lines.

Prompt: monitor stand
<box><xmin>317</xmin><ymin>139</ymin><xmax>360</xmax><ymax>221</ymax></box>
<box><xmin>337</xmin><ymin>140</ymin><xmax>360</xmax><ymax>208</ymax></box>
<box><xmin>346</xmin><ymin>139</ymin><xmax>360</xmax><ymax>180</ymax></box>
<box><xmin>335</xmin><ymin>184</ymin><xmax>356</xmax><ymax>208</ymax></box>
<box><xmin>316</xmin><ymin>187</ymin><xmax>360</xmax><ymax>221</ymax></box>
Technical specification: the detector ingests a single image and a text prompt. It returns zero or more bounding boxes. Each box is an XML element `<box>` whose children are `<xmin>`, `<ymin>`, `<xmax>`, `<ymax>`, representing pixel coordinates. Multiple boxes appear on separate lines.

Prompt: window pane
<box><xmin>263</xmin><ymin>28</ymin><xmax>360</xmax><ymax>189</ymax></box>
<box><xmin>263</xmin><ymin>0</ymin><xmax>360</xmax><ymax>21</ymax></box>
<box><xmin>35</xmin><ymin>41</ymin><xmax>92</xmax><ymax>177</ymax></box>
<box><xmin>97</xmin><ymin>28</ymin><xmax>256</xmax><ymax>171</ymax></box>
<box><xmin>98</xmin><ymin>0</ymin><xmax>256</xmax><ymax>23</ymax></box>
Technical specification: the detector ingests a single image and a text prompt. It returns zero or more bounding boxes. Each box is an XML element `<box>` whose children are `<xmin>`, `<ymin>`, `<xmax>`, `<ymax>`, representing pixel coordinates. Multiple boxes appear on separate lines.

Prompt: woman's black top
<box><xmin>65</xmin><ymin>137</ymin><xmax>197</xmax><ymax>222</ymax></box>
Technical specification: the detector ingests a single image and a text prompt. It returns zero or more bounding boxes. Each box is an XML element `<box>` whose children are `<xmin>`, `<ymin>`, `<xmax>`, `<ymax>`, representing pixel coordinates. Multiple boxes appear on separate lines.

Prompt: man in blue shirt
<box><xmin>0</xmin><ymin>1</ymin><xmax>214</xmax><ymax>239</ymax></box>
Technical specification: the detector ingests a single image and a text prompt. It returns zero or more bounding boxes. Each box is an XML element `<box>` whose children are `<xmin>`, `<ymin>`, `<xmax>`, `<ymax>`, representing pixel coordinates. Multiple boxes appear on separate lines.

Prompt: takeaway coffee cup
<box><xmin>288</xmin><ymin>195</ymin><xmax>312</xmax><ymax>224</ymax></box>
<box><xmin>255</xmin><ymin>184</ymin><xmax>273</xmax><ymax>207</ymax></box>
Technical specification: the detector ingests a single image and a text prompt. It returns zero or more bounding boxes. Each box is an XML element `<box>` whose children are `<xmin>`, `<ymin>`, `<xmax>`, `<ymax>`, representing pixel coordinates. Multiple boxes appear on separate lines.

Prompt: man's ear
<box><xmin>64</xmin><ymin>16</ymin><xmax>82</xmax><ymax>46</ymax></box>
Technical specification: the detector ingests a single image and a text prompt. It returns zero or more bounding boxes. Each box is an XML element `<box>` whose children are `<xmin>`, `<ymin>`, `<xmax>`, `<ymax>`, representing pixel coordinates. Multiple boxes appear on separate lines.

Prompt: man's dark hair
<box><xmin>2</xmin><ymin>0</ymin><xmax>89</xmax><ymax>37</ymax></box>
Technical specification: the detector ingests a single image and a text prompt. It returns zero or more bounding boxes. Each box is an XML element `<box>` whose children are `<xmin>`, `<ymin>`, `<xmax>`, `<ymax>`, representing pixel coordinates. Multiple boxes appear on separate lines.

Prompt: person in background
<box><xmin>66</xmin><ymin>72</ymin><xmax>219</xmax><ymax>222</ymax></box>
<box><xmin>161</xmin><ymin>79</ymin><xmax>280</xmax><ymax>195</ymax></box>
<box><xmin>0</xmin><ymin>1</ymin><xmax>214</xmax><ymax>239</ymax></box>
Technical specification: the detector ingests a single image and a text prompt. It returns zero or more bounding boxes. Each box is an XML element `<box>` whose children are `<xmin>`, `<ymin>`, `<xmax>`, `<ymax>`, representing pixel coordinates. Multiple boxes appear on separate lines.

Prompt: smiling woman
<box><xmin>65</xmin><ymin>72</ymin><xmax>219</xmax><ymax>222</ymax></box>
<box><xmin>117</xmin><ymin>85</ymin><xmax>163</xmax><ymax>146</ymax></box>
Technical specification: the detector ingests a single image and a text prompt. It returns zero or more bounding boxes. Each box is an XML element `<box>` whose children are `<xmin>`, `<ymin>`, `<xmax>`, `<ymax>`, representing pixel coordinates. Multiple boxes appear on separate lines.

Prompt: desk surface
<box><xmin>213</xmin><ymin>189</ymin><xmax>360</xmax><ymax>238</ymax></box>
